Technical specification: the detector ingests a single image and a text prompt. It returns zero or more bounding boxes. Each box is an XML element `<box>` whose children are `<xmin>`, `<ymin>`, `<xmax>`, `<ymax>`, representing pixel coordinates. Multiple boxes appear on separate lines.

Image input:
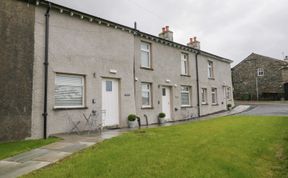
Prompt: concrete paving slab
<box><xmin>41</xmin><ymin>142</ymin><xmax>74</xmax><ymax>150</ymax></box>
<box><xmin>33</xmin><ymin>151</ymin><xmax>71</xmax><ymax>163</ymax></box>
<box><xmin>5</xmin><ymin>149</ymin><xmax>50</xmax><ymax>163</ymax></box>
<box><xmin>54</xmin><ymin>143</ymin><xmax>90</xmax><ymax>153</ymax></box>
<box><xmin>0</xmin><ymin>161</ymin><xmax>49</xmax><ymax>178</ymax></box>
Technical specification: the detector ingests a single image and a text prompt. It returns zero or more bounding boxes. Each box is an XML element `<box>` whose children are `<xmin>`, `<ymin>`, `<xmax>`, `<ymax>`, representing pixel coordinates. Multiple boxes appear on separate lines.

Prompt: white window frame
<box><xmin>181</xmin><ymin>86</ymin><xmax>191</xmax><ymax>107</ymax></box>
<box><xmin>201</xmin><ymin>88</ymin><xmax>208</xmax><ymax>104</ymax></box>
<box><xmin>54</xmin><ymin>74</ymin><xmax>85</xmax><ymax>108</ymax></box>
<box><xmin>141</xmin><ymin>82</ymin><xmax>152</xmax><ymax>108</ymax></box>
<box><xmin>208</xmin><ymin>61</ymin><xmax>214</xmax><ymax>79</ymax></box>
<box><xmin>140</xmin><ymin>41</ymin><xmax>151</xmax><ymax>68</ymax></box>
<box><xmin>226</xmin><ymin>87</ymin><xmax>231</xmax><ymax>100</ymax></box>
<box><xmin>181</xmin><ymin>53</ymin><xmax>189</xmax><ymax>75</ymax></box>
<box><xmin>257</xmin><ymin>68</ymin><xmax>264</xmax><ymax>76</ymax></box>
<box><xmin>211</xmin><ymin>88</ymin><xmax>218</xmax><ymax>105</ymax></box>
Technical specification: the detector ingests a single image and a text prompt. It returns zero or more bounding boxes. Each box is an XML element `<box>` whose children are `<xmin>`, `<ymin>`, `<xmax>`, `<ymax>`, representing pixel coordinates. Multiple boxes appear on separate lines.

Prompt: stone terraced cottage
<box><xmin>0</xmin><ymin>0</ymin><xmax>234</xmax><ymax>141</ymax></box>
<box><xmin>232</xmin><ymin>53</ymin><xmax>288</xmax><ymax>100</ymax></box>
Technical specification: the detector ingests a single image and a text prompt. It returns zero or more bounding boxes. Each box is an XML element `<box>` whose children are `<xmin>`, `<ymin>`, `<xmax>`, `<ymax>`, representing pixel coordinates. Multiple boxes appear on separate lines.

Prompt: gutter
<box><xmin>195</xmin><ymin>51</ymin><xmax>201</xmax><ymax>117</ymax></box>
<box><xmin>42</xmin><ymin>3</ymin><xmax>51</xmax><ymax>139</ymax></box>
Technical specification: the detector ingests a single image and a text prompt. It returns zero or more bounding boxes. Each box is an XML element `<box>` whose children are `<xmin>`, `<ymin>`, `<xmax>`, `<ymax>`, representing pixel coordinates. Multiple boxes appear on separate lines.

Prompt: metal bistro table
<box><xmin>83</xmin><ymin>110</ymin><xmax>106</xmax><ymax>134</ymax></box>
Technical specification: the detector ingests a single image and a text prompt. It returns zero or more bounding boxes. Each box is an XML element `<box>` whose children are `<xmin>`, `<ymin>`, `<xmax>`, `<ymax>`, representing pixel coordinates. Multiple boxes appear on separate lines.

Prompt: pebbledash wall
<box><xmin>1</xmin><ymin>0</ymin><xmax>234</xmax><ymax>140</ymax></box>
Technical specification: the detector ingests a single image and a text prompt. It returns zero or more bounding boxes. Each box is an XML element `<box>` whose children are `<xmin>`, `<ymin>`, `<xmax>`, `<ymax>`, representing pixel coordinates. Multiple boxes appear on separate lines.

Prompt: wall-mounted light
<box><xmin>98</xmin><ymin>21</ymin><xmax>102</xmax><ymax>24</ymax></box>
<box><xmin>135</xmin><ymin>77</ymin><xmax>138</xmax><ymax>81</ymax></box>
<box><xmin>174</xmin><ymin>84</ymin><xmax>177</xmax><ymax>87</ymax></box>
<box><xmin>70</xmin><ymin>12</ymin><xmax>74</xmax><ymax>16</ymax></box>
<box><xmin>165</xmin><ymin>79</ymin><xmax>171</xmax><ymax>83</ymax></box>
<box><xmin>36</xmin><ymin>1</ymin><xmax>39</xmax><ymax>5</ymax></box>
<box><xmin>80</xmin><ymin>15</ymin><xmax>84</xmax><ymax>19</ymax></box>
<box><xmin>89</xmin><ymin>18</ymin><xmax>93</xmax><ymax>22</ymax></box>
<box><xmin>60</xmin><ymin>9</ymin><xmax>63</xmax><ymax>13</ymax></box>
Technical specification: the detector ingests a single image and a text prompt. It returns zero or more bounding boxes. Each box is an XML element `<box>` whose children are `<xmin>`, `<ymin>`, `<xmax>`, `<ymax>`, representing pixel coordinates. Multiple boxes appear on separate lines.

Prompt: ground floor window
<box><xmin>55</xmin><ymin>74</ymin><xmax>85</xmax><ymax>108</ymax></box>
<box><xmin>211</xmin><ymin>88</ymin><xmax>218</xmax><ymax>105</ymax></box>
<box><xmin>226</xmin><ymin>87</ymin><xmax>231</xmax><ymax>100</ymax></box>
<box><xmin>141</xmin><ymin>82</ymin><xmax>152</xmax><ymax>107</ymax></box>
<box><xmin>201</xmin><ymin>88</ymin><xmax>208</xmax><ymax>104</ymax></box>
<box><xmin>181</xmin><ymin>86</ymin><xmax>191</xmax><ymax>106</ymax></box>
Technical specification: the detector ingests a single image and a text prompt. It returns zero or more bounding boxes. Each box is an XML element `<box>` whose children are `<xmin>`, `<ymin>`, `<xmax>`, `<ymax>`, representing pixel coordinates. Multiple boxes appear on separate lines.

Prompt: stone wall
<box><xmin>0</xmin><ymin>0</ymin><xmax>35</xmax><ymax>141</ymax></box>
<box><xmin>232</xmin><ymin>53</ymin><xmax>286</xmax><ymax>100</ymax></box>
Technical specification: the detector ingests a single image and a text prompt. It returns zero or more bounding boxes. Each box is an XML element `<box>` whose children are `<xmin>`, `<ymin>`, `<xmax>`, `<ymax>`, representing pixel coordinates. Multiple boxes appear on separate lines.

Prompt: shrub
<box><xmin>128</xmin><ymin>114</ymin><xmax>137</xmax><ymax>121</ymax></box>
<box><xmin>227</xmin><ymin>104</ymin><xmax>232</xmax><ymax>109</ymax></box>
<box><xmin>158</xmin><ymin>112</ymin><xmax>166</xmax><ymax>118</ymax></box>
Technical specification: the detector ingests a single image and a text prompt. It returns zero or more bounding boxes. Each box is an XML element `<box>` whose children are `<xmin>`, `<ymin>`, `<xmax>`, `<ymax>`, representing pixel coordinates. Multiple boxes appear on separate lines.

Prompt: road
<box><xmin>236</xmin><ymin>101</ymin><xmax>288</xmax><ymax>116</ymax></box>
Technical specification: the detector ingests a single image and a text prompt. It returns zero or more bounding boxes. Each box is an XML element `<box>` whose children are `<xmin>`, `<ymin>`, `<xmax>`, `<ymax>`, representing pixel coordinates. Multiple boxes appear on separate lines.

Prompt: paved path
<box><xmin>237</xmin><ymin>101</ymin><xmax>288</xmax><ymax>116</ymax></box>
<box><xmin>0</xmin><ymin>105</ymin><xmax>250</xmax><ymax>178</ymax></box>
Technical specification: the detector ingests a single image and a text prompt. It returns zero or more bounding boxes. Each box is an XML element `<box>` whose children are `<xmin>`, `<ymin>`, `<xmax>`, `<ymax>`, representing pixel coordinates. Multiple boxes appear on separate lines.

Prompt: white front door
<box><xmin>102</xmin><ymin>79</ymin><xmax>119</xmax><ymax>126</ymax></box>
<box><xmin>161</xmin><ymin>87</ymin><xmax>171</xmax><ymax>120</ymax></box>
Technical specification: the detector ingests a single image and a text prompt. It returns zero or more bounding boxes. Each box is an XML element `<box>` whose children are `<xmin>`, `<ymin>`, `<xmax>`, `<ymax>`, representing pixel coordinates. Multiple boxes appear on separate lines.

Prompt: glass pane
<box><xmin>141</xmin><ymin>51</ymin><xmax>149</xmax><ymax>67</ymax></box>
<box><xmin>181</xmin><ymin>93</ymin><xmax>189</xmax><ymax>105</ymax></box>
<box><xmin>162</xmin><ymin>88</ymin><xmax>166</xmax><ymax>96</ymax></box>
<box><xmin>55</xmin><ymin>85</ymin><xmax>83</xmax><ymax>106</ymax></box>
<box><xmin>106</xmin><ymin>81</ymin><xmax>112</xmax><ymax>92</ymax></box>
<box><xmin>55</xmin><ymin>75</ymin><xmax>82</xmax><ymax>86</ymax></box>
<box><xmin>142</xmin><ymin>92</ymin><xmax>150</xmax><ymax>106</ymax></box>
<box><xmin>141</xmin><ymin>43</ymin><xmax>149</xmax><ymax>50</ymax></box>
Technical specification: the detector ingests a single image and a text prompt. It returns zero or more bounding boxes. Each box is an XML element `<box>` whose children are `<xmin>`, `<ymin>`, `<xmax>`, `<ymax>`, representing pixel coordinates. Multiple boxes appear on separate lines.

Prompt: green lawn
<box><xmin>0</xmin><ymin>137</ymin><xmax>60</xmax><ymax>160</ymax></box>
<box><xmin>24</xmin><ymin>116</ymin><xmax>288</xmax><ymax>178</ymax></box>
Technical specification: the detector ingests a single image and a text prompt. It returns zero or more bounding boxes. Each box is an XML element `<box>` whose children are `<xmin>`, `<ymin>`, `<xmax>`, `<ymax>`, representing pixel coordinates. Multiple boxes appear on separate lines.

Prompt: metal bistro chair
<box><xmin>90</xmin><ymin>110</ymin><xmax>106</xmax><ymax>134</ymax></box>
<box><xmin>66</xmin><ymin>112</ymin><xmax>81</xmax><ymax>135</ymax></box>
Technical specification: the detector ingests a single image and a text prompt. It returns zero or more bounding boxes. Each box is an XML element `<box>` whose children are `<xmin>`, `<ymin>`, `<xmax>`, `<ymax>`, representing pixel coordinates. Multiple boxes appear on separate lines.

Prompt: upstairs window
<box><xmin>181</xmin><ymin>86</ymin><xmax>191</xmax><ymax>106</ymax></box>
<box><xmin>208</xmin><ymin>61</ymin><xmax>214</xmax><ymax>78</ymax></box>
<box><xmin>257</xmin><ymin>68</ymin><xmax>264</xmax><ymax>76</ymax></box>
<box><xmin>141</xmin><ymin>42</ymin><xmax>151</xmax><ymax>68</ymax></box>
<box><xmin>55</xmin><ymin>74</ymin><xmax>85</xmax><ymax>108</ymax></box>
<box><xmin>181</xmin><ymin>53</ymin><xmax>189</xmax><ymax>75</ymax></box>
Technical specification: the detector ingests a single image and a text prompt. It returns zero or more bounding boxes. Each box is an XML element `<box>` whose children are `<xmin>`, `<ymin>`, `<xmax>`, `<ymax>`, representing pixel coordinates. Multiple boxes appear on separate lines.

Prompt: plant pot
<box><xmin>128</xmin><ymin>120</ymin><xmax>138</xmax><ymax>128</ymax></box>
<box><xmin>158</xmin><ymin>117</ymin><xmax>166</xmax><ymax>124</ymax></box>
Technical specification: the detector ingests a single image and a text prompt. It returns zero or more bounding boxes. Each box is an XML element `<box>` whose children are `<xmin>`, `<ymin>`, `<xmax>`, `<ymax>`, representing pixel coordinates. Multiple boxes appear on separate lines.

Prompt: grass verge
<box><xmin>0</xmin><ymin>137</ymin><xmax>60</xmax><ymax>160</ymax></box>
<box><xmin>23</xmin><ymin>116</ymin><xmax>288</xmax><ymax>178</ymax></box>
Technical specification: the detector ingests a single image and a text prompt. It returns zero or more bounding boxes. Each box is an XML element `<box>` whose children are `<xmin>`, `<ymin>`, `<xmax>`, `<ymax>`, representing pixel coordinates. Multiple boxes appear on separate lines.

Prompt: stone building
<box><xmin>0</xmin><ymin>0</ymin><xmax>234</xmax><ymax>141</ymax></box>
<box><xmin>232</xmin><ymin>53</ymin><xmax>288</xmax><ymax>100</ymax></box>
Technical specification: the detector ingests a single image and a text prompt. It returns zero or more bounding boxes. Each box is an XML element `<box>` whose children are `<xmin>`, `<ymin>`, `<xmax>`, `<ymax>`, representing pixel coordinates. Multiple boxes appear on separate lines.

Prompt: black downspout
<box><xmin>43</xmin><ymin>4</ymin><xmax>51</xmax><ymax>139</ymax></box>
<box><xmin>195</xmin><ymin>51</ymin><xmax>201</xmax><ymax>117</ymax></box>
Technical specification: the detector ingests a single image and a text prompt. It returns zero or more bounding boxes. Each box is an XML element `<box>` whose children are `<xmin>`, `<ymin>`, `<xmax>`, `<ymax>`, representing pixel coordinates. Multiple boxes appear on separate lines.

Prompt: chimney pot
<box><xmin>194</xmin><ymin>36</ymin><xmax>197</xmax><ymax>41</ymax></box>
<box><xmin>190</xmin><ymin>38</ymin><xmax>193</xmax><ymax>43</ymax></box>
<box><xmin>166</xmin><ymin>26</ymin><xmax>169</xmax><ymax>31</ymax></box>
<box><xmin>162</xmin><ymin>27</ymin><xmax>165</xmax><ymax>33</ymax></box>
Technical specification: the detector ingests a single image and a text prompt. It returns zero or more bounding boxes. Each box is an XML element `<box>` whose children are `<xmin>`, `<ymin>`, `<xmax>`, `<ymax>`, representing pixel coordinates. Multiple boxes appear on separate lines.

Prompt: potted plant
<box><xmin>128</xmin><ymin>114</ymin><xmax>138</xmax><ymax>128</ymax></box>
<box><xmin>158</xmin><ymin>112</ymin><xmax>166</xmax><ymax>124</ymax></box>
<box><xmin>227</xmin><ymin>104</ymin><xmax>232</xmax><ymax>110</ymax></box>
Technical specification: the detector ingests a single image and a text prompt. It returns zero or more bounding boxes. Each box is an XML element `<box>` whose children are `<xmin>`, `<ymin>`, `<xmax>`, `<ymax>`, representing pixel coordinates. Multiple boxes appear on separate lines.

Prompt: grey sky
<box><xmin>50</xmin><ymin>0</ymin><xmax>288</xmax><ymax>66</ymax></box>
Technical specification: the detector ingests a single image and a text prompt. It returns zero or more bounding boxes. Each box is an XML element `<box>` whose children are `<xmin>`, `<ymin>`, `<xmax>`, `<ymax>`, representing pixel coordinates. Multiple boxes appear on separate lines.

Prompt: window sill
<box><xmin>141</xmin><ymin>106</ymin><xmax>154</xmax><ymax>110</ymax></box>
<box><xmin>201</xmin><ymin>103</ymin><xmax>208</xmax><ymax>105</ymax></box>
<box><xmin>212</xmin><ymin>104</ymin><xmax>219</xmax><ymax>106</ymax></box>
<box><xmin>208</xmin><ymin>78</ymin><xmax>215</xmax><ymax>80</ymax></box>
<box><xmin>140</xmin><ymin>67</ymin><xmax>154</xmax><ymax>71</ymax></box>
<box><xmin>53</xmin><ymin>107</ymin><xmax>88</xmax><ymax>111</ymax></box>
<box><xmin>180</xmin><ymin>74</ymin><xmax>191</xmax><ymax>77</ymax></box>
<box><xmin>181</xmin><ymin>105</ymin><xmax>192</xmax><ymax>108</ymax></box>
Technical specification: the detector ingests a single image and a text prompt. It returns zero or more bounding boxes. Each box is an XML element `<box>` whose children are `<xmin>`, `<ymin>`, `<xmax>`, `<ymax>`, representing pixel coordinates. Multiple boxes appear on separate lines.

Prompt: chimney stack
<box><xmin>285</xmin><ymin>56</ymin><xmax>288</xmax><ymax>62</ymax></box>
<box><xmin>187</xmin><ymin>36</ymin><xmax>200</xmax><ymax>49</ymax></box>
<box><xmin>159</xmin><ymin>26</ymin><xmax>173</xmax><ymax>41</ymax></box>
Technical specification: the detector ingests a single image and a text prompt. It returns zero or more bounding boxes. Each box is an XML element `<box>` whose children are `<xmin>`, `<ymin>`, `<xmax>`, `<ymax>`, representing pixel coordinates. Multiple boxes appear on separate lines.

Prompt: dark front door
<box><xmin>284</xmin><ymin>83</ymin><xmax>288</xmax><ymax>100</ymax></box>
